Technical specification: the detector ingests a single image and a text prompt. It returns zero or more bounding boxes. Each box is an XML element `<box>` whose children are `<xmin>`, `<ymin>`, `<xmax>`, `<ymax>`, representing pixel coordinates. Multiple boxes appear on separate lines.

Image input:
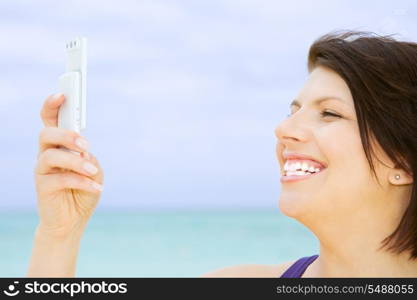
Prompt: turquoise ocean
<box><xmin>1</xmin><ymin>209</ymin><xmax>318</xmax><ymax>277</ymax></box>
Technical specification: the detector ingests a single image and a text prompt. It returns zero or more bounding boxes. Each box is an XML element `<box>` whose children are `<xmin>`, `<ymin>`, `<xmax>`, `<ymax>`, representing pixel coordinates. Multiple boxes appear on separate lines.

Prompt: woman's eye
<box><xmin>320</xmin><ymin>111</ymin><xmax>341</xmax><ymax>118</ymax></box>
<box><xmin>286</xmin><ymin>111</ymin><xmax>341</xmax><ymax>118</ymax></box>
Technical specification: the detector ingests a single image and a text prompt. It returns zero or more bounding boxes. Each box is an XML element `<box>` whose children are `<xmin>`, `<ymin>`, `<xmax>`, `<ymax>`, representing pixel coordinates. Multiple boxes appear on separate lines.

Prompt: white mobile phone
<box><xmin>57</xmin><ymin>37</ymin><xmax>87</xmax><ymax>155</ymax></box>
<box><xmin>58</xmin><ymin>36</ymin><xmax>87</xmax><ymax>133</ymax></box>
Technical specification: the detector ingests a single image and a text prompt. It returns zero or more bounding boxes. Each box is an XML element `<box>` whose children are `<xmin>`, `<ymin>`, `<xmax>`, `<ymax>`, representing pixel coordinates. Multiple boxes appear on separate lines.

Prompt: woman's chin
<box><xmin>278</xmin><ymin>193</ymin><xmax>311</xmax><ymax>218</ymax></box>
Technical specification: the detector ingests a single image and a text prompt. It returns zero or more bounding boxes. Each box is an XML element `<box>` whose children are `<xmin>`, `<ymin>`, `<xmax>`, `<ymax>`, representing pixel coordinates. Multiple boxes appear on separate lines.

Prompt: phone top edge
<box><xmin>65</xmin><ymin>37</ymin><xmax>87</xmax><ymax>52</ymax></box>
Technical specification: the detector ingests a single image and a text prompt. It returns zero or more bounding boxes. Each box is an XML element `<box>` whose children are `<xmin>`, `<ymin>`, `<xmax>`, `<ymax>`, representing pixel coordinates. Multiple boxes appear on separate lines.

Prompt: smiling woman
<box><xmin>275</xmin><ymin>30</ymin><xmax>417</xmax><ymax>277</ymax></box>
<box><xmin>27</xmin><ymin>29</ymin><xmax>417</xmax><ymax>279</ymax></box>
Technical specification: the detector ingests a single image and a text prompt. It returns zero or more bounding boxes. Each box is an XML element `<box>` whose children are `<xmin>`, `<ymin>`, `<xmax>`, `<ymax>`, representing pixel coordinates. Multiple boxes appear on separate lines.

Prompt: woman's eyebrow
<box><xmin>290</xmin><ymin>96</ymin><xmax>347</xmax><ymax>108</ymax></box>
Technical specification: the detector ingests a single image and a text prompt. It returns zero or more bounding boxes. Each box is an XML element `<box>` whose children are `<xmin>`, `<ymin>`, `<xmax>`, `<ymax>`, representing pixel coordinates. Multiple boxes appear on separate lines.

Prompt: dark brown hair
<box><xmin>307</xmin><ymin>30</ymin><xmax>417</xmax><ymax>260</ymax></box>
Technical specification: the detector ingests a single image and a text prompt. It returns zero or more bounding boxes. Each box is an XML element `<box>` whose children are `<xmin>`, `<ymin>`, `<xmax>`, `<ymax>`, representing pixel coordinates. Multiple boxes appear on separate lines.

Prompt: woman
<box><xmin>27</xmin><ymin>30</ymin><xmax>417</xmax><ymax>277</ymax></box>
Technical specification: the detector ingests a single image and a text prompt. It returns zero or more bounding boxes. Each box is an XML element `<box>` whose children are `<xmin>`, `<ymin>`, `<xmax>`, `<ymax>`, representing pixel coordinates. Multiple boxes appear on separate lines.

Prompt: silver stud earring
<box><xmin>395</xmin><ymin>174</ymin><xmax>400</xmax><ymax>180</ymax></box>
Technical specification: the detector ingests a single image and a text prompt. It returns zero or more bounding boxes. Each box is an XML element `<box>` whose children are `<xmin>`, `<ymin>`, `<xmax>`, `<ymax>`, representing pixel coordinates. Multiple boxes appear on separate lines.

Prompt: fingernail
<box><xmin>83</xmin><ymin>152</ymin><xmax>90</xmax><ymax>160</ymax></box>
<box><xmin>83</xmin><ymin>162</ymin><xmax>98</xmax><ymax>175</ymax></box>
<box><xmin>75</xmin><ymin>138</ymin><xmax>89</xmax><ymax>151</ymax></box>
<box><xmin>52</xmin><ymin>93</ymin><xmax>63</xmax><ymax>100</ymax></box>
<box><xmin>91</xmin><ymin>181</ymin><xmax>103</xmax><ymax>191</ymax></box>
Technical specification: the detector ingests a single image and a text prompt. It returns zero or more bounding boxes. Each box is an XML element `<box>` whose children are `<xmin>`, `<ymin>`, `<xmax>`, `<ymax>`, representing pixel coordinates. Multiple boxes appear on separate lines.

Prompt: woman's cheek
<box><xmin>317</xmin><ymin>122</ymin><xmax>363</xmax><ymax>171</ymax></box>
<box><xmin>315</xmin><ymin>125</ymin><xmax>366</xmax><ymax>205</ymax></box>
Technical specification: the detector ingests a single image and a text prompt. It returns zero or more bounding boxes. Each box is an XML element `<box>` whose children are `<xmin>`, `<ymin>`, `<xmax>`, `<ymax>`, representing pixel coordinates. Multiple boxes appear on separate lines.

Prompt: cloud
<box><xmin>108</xmin><ymin>69</ymin><xmax>215</xmax><ymax>102</ymax></box>
<box><xmin>0</xmin><ymin>79</ymin><xmax>22</xmax><ymax>111</ymax></box>
<box><xmin>0</xmin><ymin>23</ymin><xmax>66</xmax><ymax>64</ymax></box>
<box><xmin>4</xmin><ymin>0</ymin><xmax>185</xmax><ymax>22</ymax></box>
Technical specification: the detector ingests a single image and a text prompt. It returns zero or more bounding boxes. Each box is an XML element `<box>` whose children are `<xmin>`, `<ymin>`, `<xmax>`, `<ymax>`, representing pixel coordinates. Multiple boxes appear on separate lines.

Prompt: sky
<box><xmin>0</xmin><ymin>0</ymin><xmax>416</xmax><ymax>211</ymax></box>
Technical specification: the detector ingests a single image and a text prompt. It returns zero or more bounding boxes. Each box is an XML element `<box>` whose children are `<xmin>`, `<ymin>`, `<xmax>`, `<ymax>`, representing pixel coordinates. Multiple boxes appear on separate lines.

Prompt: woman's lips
<box><xmin>282</xmin><ymin>153</ymin><xmax>327</xmax><ymax>169</ymax></box>
<box><xmin>280</xmin><ymin>168</ymin><xmax>326</xmax><ymax>183</ymax></box>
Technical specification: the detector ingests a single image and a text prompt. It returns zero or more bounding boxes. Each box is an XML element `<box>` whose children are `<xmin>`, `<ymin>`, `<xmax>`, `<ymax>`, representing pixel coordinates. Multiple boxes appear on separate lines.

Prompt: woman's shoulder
<box><xmin>200</xmin><ymin>260</ymin><xmax>296</xmax><ymax>278</ymax></box>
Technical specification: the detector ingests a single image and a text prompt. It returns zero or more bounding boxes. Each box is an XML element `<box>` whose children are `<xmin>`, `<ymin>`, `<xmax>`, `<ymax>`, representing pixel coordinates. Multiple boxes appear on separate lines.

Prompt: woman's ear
<box><xmin>388</xmin><ymin>169</ymin><xmax>413</xmax><ymax>185</ymax></box>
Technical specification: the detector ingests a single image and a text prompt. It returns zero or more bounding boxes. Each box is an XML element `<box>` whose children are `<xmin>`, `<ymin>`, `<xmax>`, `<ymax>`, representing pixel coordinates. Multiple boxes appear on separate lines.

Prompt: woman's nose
<box><xmin>274</xmin><ymin>112</ymin><xmax>309</xmax><ymax>145</ymax></box>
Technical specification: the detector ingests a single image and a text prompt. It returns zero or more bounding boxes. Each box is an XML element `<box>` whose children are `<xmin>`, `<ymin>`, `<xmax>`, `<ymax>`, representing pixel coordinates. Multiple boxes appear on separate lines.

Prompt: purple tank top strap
<box><xmin>280</xmin><ymin>254</ymin><xmax>319</xmax><ymax>278</ymax></box>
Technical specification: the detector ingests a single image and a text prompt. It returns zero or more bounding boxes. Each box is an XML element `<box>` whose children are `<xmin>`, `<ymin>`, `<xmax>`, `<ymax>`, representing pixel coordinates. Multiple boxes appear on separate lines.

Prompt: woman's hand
<box><xmin>34</xmin><ymin>93</ymin><xmax>104</xmax><ymax>239</ymax></box>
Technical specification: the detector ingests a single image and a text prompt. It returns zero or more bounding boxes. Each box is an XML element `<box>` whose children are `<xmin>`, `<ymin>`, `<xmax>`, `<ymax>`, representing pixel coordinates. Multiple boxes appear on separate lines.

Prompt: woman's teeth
<box><xmin>283</xmin><ymin>161</ymin><xmax>321</xmax><ymax>176</ymax></box>
<box><xmin>286</xmin><ymin>170</ymin><xmax>311</xmax><ymax>176</ymax></box>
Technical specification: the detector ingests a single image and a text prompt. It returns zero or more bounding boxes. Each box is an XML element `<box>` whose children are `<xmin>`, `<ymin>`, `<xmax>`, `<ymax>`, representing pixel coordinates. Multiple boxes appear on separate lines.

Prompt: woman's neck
<box><xmin>303</xmin><ymin>243</ymin><xmax>417</xmax><ymax>277</ymax></box>
<box><xmin>301</xmin><ymin>191</ymin><xmax>417</xmax><ymax>277</ymax></box>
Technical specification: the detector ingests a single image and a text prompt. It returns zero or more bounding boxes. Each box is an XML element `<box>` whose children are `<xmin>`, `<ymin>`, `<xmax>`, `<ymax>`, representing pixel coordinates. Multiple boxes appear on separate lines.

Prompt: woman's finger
<box><xmin>41</xmin><ymin>172</ymin><xmax>103</xmax><ymax>194</ymax></box>
<box><xmin>40</xmin><ymin>93</ymin><xmax>65</xmax><ymax>127</ymax></box>
<box><xmin>36</xmin><ymin>148</ymin><xmax>99</xmax><ymax>177</ymax></box>
<box><xmin>38</xmin><ymin>127</ymin><xmax>89</xmax><ymax>155</ymax></box>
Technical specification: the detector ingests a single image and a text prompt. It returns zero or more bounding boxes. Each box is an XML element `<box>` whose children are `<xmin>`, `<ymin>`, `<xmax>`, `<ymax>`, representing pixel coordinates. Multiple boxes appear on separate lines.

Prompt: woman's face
<box><xmin>274</xmin><ymin>66</ymin><xmax>390</xmax><ymax>225</ymax></box>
